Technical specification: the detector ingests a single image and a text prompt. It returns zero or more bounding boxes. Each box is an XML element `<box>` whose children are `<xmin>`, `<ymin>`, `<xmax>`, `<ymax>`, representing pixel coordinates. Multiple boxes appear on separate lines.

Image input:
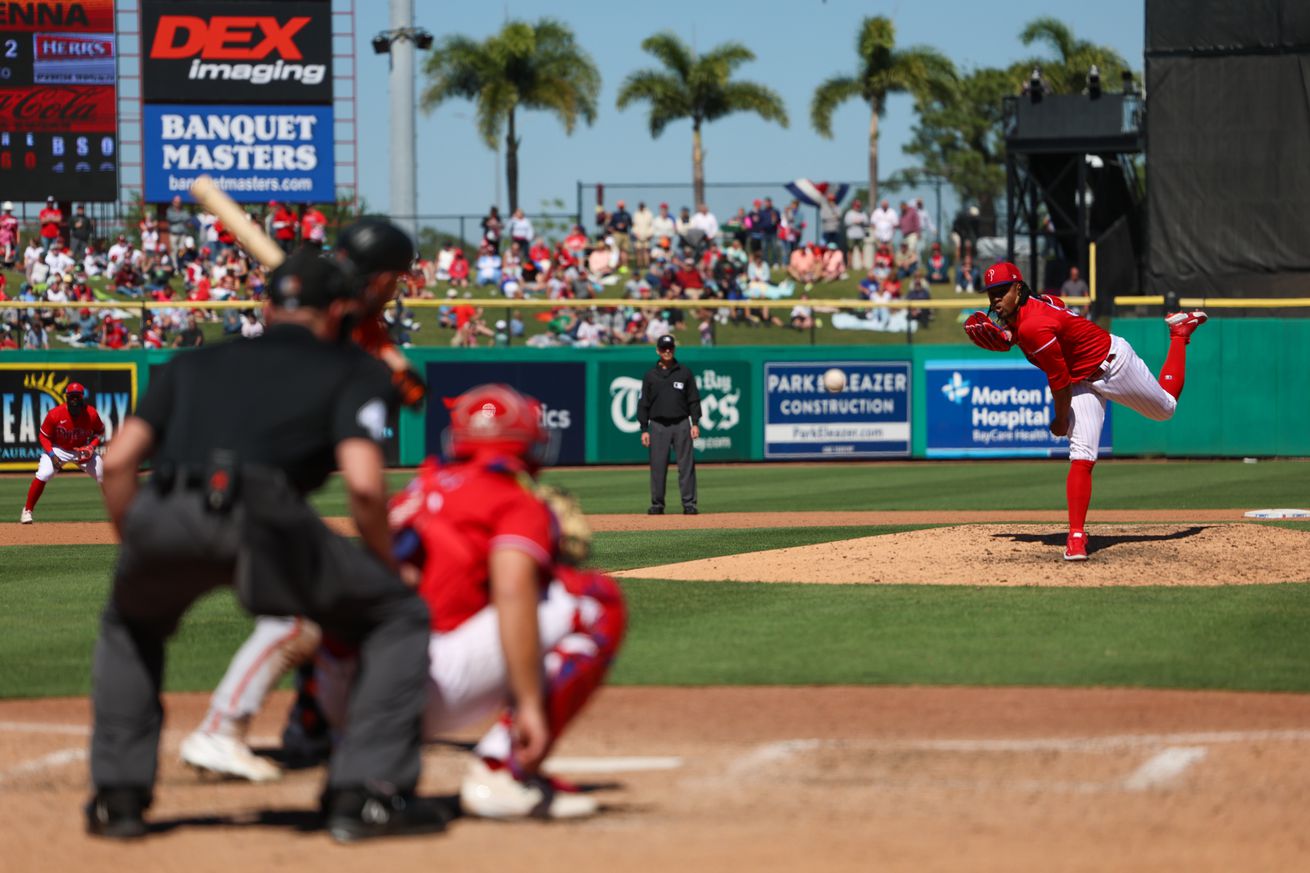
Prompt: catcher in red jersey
<box><xmin>314</xmin><ymin>384</ymin><xmax>627</xmax><ymax>820</ymax></box>
<box><xmin>21</xmin><ymin>382</ymin><xmax>105</xmax><ymax>524</ymax></box>
<box><xmin>964</xmin><ymin>262</ymin><xmax>1208</xmax><ymax>561</ymax></box>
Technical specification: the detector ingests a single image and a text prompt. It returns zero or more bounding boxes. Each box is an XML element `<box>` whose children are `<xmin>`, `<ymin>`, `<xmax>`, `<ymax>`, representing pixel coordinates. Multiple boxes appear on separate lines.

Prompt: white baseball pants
<box><xmin>1068</xmin><ymin>334</ymin><xmax>1177</xmax><ymax>462</ymax></box>
<box><xmin>317</xmin><ymin>578</ymin><xmax>600</xmax><ymax>756</ymax></box>
<box><xmin>36</xmin><ymin>447</ymin><xmax>103</xmax><ymax>483</ymax></box>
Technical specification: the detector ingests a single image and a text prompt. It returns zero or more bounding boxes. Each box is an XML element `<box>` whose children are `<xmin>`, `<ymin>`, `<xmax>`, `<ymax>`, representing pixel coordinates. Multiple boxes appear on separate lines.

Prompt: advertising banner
<box><xmin>141</xmin><ymin>1</ymin><xmax>333</xmax><ymax>104</ymax></box>
<box><xmin>0</xmin><ymin>363</ymin><xmax>137</xmax><ymax>470</ymax></box>
<box><xmin>423</xmin><ymin>362</ymin><xmax>587</xmax><ymax>465</ymax></box>
<box><xmin>598</xmin><ymin>359</ymin><xmax>750</xmax><ymax>463</ymax></box>
<box><xmin>764</xmin><ymin>361</ymin><xmax>911</xmax><ymax>459</ymax></box>
<box><xmin>143</xmin><ymin>104</ymin><xmax>334</xmax><ymax>203</ymax></box>
<box><xmin>0</xmin><ymin>0</ymin><xmax>117</xmax><ymax>200</ymax></box>
<box><xmin>924</xmin><ymin>360</ymin><xmax>1112</xmax><ymax>458</ymax></box>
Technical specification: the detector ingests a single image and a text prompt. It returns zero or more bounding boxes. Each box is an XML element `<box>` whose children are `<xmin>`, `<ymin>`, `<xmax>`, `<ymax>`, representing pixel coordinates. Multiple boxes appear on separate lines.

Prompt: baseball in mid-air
<box><xmin>822</xmin><ymin>368</ymin><xmax>846</xmax><ymax>393</ymax></box>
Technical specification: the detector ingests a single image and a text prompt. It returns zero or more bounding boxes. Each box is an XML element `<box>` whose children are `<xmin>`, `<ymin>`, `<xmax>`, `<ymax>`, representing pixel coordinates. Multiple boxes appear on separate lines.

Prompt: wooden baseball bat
<box><xmin>188</xmin><ymin>175</ymin><xmax>286</xmax><ymax>269</ymax></box>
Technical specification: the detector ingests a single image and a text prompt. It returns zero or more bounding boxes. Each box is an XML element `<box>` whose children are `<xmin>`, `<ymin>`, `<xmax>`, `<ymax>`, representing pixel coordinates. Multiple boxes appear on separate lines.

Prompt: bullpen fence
<box><xmin>2</xmin><ymin>319</ymin><xmax>1307</xmax><ymax>470</ymax></box>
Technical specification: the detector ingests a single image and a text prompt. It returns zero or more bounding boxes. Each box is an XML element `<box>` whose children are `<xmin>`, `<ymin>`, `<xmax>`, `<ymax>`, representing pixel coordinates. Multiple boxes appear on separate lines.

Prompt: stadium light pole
<box><xmin>374</xmin><ymin>0</ymin><xmax>433</xmax><ymax>241</ymax></box>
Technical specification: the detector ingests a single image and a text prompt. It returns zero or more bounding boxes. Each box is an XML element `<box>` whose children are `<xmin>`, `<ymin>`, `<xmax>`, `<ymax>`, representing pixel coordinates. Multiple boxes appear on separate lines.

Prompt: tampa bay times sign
<box><xmin>0</xmin><ymin>364</ymin><xmax>136</xmax><ymax>471</ymax></box>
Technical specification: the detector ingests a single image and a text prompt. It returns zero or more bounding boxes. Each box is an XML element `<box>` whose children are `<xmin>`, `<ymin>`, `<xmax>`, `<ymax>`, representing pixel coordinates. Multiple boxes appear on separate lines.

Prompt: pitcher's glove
<box><xmin>535</xmin><ymin>483</ymin><xmax>592</xmax><ymax>566</ymax></box>
<box><xmin>391</xmin><ymin>367</ymin><xmax>427</xmax><ymax>409</ymax></box>
<box><xmin>963</xmin><ymin>311</ymin><xmax>1014</xmax><ymax>352</ymax></box>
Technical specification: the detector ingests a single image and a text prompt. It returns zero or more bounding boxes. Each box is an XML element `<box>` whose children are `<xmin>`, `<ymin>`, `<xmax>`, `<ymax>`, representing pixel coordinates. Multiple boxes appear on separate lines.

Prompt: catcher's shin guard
<box><xmin>544</xmin><ymin>571</ymin><xmax>627</xmax><ymax>736</ymax></box>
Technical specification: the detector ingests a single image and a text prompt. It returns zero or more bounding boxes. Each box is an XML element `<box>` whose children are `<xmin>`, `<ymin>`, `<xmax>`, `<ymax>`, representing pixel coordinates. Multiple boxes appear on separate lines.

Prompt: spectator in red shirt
<box><xmin>269</xmin><ymin>201</ymin><xmax>297</xmax><ymax>252</ymax></box>
<box><xmin>100</xmin><ymin>314</ymin><xmax>129</xmax><ymax>349</ymax></box>
<box><xmin>671</xmin><ymin>257</ymin><xmax>705</xmax><ymax>299</ymax></box>
<box><xmin>562</xmin><ymin>225</ymin><xmax>588</xmax><ymax>256</ymax></box>
<box><xmin>39</xmin><ymin>197</ymin><xmax>63</xmax><ymax>251</ymax></box>
<box><xmin>300</xmin><ymin>204</ymin><xmax>328</xmax><ymax>249</ymax></box>
<box><xmin>448</xmin><ymin>249</ymin><xmax>470</xmax><ymax>288</ymax></box>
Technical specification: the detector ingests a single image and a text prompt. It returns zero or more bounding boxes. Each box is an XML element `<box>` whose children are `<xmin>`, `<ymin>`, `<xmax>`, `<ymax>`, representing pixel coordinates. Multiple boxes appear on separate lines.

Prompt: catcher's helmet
<box><xmin>336</xmin><ymin>217</ymin><xmax>415</xmax><ymax>278</ymax></box>
<box><xmin>65</xmin><ymin>382</ymin><xmax>86</xmax><ymax>397</ymax></box>
<box><xmin>443</xmin><ymin>383</ymin><xmax>555</xmax><ymax>467</ymax></box>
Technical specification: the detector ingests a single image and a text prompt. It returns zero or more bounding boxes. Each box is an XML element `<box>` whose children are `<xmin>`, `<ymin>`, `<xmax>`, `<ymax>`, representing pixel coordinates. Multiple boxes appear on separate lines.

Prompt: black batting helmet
<box><xmin>336</xmin><ymin>217</ymin><xmax>415</xmax><ymax>278</ymax></box>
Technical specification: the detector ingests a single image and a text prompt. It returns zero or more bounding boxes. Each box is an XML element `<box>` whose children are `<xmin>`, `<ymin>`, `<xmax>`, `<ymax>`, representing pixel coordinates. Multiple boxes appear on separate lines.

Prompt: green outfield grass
<box><xmin>3</xmin><ymin>462</ymin><xmax>1308</xmax><ymax>700</ymax></box>
<box><xmin>3</xmin><ymin>538</ymin><xmax>1309</xmax><ymax>698</ymax></box>
<box><xmin>3</xmin><ymin>459</ymin><xmax>1307</xmax><ymax>521</ymax></box>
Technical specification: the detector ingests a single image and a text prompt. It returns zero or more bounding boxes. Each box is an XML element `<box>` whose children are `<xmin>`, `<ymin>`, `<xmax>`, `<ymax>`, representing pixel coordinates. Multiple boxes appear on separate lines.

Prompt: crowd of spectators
<box><xmin>2</xmin><ymin>188</ymin><xmax>1004</xmax><ymax>351</ymax></box>
<box><xmin>0</xmin><ymin>194</ymin><xmax>341</xmax><ymax>350</ymax></box>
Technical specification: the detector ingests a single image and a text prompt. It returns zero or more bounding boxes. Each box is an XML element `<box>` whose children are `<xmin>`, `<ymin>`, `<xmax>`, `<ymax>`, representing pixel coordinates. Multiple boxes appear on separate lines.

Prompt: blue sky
<box><xmin>353</xmin><ymin>0</ymin><xmax>1145</xmax><ymax>225</ymax></box>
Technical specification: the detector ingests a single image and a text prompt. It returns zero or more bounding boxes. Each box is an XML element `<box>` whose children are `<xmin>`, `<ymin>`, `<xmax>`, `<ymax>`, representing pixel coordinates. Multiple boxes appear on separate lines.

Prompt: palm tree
<box><xmin>1017</xmin><ymin>17</ymin><xmax>1133</xmax><ymax>94</ymax></box>
<box><xmin>616</xmin><ymin>33</ymin><xmax>787</xmax><ymax>206</ymax></box>
<box><xmin>810</xmin><ymin>16</ymin><xmax>955</xmax><ymax>207</ymax></box>
<box><xmin>420</xmin><ymin>19</ymin><xmax>600</xmax><ymax>212</ymax></box>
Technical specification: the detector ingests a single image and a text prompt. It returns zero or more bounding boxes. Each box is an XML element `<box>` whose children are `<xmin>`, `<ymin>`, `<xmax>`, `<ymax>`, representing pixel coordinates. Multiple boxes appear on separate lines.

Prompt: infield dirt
<box><xmin>1</xmin><ymin>687</ymin><xmax>1309</xmax><ymax>872</ymax></box>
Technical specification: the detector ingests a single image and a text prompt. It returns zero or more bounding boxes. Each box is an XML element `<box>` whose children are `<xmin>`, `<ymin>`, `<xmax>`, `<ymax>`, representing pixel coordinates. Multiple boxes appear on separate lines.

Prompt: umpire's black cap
<box><xmin>657</xmin><ymin>334</ymin><xmax>676</xmax><ymax>351</ymax></box>
<box><xmin>268</xmin><ymin>250</ymin><xmax>352</xmax><ymax>311</ymax></box>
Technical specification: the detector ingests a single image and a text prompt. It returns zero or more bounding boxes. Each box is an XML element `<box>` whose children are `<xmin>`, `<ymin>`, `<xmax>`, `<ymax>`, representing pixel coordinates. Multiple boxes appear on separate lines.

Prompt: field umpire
<box><xmin>86</xmin><ymin>248</ymin><xmax>445</xmax><ymax>842</ymax></box>
<box><xmin>638</xmin><ymin>334</ymin><xmax>701</xmax><ymax>514</ymax></box>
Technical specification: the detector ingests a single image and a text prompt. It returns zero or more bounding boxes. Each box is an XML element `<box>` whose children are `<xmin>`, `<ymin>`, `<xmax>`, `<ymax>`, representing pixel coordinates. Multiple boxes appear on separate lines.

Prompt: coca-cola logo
<box><xmin>0</xmin><ymin>86</ymin><xmax>112</xmax><ymax>132</ymax></box>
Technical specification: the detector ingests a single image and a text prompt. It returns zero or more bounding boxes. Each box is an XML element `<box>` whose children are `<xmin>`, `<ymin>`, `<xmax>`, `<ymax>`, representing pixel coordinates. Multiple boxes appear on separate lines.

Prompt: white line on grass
<box><xmin>1122</xmin><ymin>747</ymin><xmax>1208</xmax><ymax>791</ymax></box>
<box><xmin>0</xmin><ymin>747</ymin><xmax>86</xmax><ymax>782</ymax></box>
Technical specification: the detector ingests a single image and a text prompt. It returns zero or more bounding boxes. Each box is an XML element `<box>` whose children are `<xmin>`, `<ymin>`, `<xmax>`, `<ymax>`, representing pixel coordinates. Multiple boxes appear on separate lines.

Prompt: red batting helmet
<box><xmin>65</xmin><ymin>382</ymin><xmax>86</xmax><ymax>397</ymax></box>
<box><xmin>443</xmin><ymin>383</ymin><xmax>554</xmax><ymax>468</ymax></box>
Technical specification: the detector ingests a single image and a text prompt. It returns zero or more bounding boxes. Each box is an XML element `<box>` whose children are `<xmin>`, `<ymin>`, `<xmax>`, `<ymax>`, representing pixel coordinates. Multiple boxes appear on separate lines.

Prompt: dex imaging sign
<box><xmin>925</xmin><ymin>360</ymin><xmax>1111</xmax><ymax>458</ymax></box>
<box><xmin>764</xmin><ymin>361</ymin><xmax>911</xmax><ymax>458</ymax></box>
<box><xmin>143</xmin><ymin>104</ymin><xmax>333</xmax><ymax>202</ymax></box>
<box><xmin>141</xmin><ymin>1</ymin><xmax>333</xmax><ymax>103</ymax></box>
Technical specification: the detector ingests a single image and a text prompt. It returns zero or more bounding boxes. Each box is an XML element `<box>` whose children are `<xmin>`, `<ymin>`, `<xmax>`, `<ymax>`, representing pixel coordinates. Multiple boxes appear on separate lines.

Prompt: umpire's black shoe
<box><xmin>323</xmin><ymin>788</ymin><xmax>449</xmax><ymax>843</ymax></box>
<box><xmin>683</xmin><ymin>507</ymin><xmax>699</xmax><ymax>515</ymax></box>
<box><xmin>647</xmin><ymin>507</ymin><xmax>664</xmax><ymax>515</ymax></box>
<box><xmin>85</xmin><ymin>788</ymin><xmax>149</xmax><ymax>840</ymax></box>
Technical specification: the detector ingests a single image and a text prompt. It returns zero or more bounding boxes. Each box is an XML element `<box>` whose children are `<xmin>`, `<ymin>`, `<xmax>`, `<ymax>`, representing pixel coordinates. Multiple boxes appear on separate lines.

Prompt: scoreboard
<box><xmin>0</xmin><ymin>1</ymin><xmax>118</xmax><ymax>201</ymax></box>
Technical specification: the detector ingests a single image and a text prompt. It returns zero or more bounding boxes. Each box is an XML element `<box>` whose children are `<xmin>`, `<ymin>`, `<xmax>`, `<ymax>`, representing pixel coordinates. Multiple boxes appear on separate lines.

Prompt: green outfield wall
<box><xmin>1</xmin><ymin>319</ymin><xmax>1304</xmax><ymax>468</ymax></box>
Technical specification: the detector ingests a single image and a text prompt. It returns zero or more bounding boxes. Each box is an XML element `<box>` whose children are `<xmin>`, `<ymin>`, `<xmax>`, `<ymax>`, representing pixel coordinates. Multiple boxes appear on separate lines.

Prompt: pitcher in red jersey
<box><xmin>964</xmin><ymin>262</ymin><xmax>1207</xmax><ymax>561</ymax></box>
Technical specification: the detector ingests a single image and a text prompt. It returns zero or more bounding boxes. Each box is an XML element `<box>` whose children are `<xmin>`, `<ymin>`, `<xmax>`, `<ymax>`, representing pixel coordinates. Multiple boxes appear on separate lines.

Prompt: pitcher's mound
<box><xmin>616</xmin><ymin>524</ymin><xmax>1310</xmax><ymax>587</ymax></box>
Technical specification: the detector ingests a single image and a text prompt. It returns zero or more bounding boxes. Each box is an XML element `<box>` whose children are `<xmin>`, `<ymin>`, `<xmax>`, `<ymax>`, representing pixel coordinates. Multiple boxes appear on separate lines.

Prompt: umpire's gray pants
<box><xmin>90</xmin><ymin>484</ymin><xmax>429</xmax><ymax>795</ymax></box>
<box><xmin>648</xmin><ymin>418</ymin><xmax>697</xmax><ymax>511</ymax></box>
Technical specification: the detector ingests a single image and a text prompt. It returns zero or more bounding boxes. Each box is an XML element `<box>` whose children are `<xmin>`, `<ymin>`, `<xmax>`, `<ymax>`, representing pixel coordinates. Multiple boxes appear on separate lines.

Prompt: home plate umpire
<box><xmin>85</xmin><ymin>248</ymin><xmax>446</xmax><ymax>842</ymax></box>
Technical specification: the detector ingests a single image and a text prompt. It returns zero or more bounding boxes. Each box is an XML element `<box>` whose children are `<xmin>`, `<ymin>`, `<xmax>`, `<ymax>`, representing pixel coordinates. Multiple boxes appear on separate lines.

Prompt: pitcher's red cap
<box><xmin>983</xmin><ymin>261</ymin><xmax>1023</xmax><ymax>289</ymax></box>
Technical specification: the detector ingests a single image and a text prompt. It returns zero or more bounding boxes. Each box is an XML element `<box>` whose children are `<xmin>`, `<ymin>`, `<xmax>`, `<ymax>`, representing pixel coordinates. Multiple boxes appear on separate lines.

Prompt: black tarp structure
<box><xmin>1003</xmin><ymin>94</ymin><xmax>1145</xmax><ymax>310</ymax></box>
<box><xmin>1146</xmin><ymin>0</ymin><xmax>1310</xmax><ymax>297</ymax></box>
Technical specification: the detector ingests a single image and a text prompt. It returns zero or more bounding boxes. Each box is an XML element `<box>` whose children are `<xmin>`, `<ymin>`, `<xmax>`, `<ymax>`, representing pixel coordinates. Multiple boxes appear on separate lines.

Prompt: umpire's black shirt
<box><xmin>135</xmin><ymin>323</ymin><xmax>395</xmax><ymax>494</ymax></box>
<box><xmin>637</xmin><ymin>358</ymin><xmax>701</xmax><ymax>429</ymax></box>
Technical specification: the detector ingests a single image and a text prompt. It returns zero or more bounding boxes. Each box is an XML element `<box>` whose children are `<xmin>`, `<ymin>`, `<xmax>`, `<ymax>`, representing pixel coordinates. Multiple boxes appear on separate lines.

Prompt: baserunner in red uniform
<box><xmin>22</xmin><ymin>382</ymin><xmax>105</xmax><ymax>524</ymax></box>
<box><xmin>964</xmin><ymin>262</ymin><xmax>1207</xmax><ymax>560</ymax></box>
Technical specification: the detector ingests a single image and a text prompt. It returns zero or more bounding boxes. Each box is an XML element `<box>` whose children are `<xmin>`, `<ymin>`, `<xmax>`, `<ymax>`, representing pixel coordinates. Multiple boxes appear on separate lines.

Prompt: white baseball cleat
<box><xmin>19</xmin><ymin>509</ymin><xmax>33</xmax><ymax>524</ymax></box>
<box><xmin>460</xmin><ymin>758</ymin><xmax>598</xmax><ymax>820</ymax></box>
<box><xmin>180</xmin><ymin>731</ymin><xmax>281</xmax><ymax>782</ymax></box>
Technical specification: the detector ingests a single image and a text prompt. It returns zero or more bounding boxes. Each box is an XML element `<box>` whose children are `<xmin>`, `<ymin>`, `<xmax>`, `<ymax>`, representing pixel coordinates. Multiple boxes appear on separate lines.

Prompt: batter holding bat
<box><xmin>963</xmin><ymin>262</ymin><xmax>1207</xmax><ymax>561</ymax></box>
<box><xmin>21</xmin><ymin>382</ymin><xmax>104</xmax><ymax>524</ymax></box>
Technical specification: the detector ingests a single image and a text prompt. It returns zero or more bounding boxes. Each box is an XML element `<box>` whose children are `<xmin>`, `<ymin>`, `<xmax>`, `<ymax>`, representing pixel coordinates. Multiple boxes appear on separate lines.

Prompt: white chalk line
<box><xmin>0</xmin><ymin>747</ymin><xmax>87</xmax><ymax>782</ymax></box>
<box><xmin>1122</xmin><ymin>747</ymin><xmax>1208</xmax><ymax>791</ymax></box>
<box><xmin>545</xmin><ymin>756</ymin><xmax>684</xmax><ymax>774</ymax></box>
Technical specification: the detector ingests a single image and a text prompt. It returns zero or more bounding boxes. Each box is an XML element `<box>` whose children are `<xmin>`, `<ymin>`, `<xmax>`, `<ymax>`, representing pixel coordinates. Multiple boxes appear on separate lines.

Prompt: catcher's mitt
<box><xmin>535</xmin><ymin>483</ymin><xmax>592</xmax><ymax>566</ymax></box>
<box><xmin>963</xmin><ymin>311</ymin><xmax>1014</xmax><ymax>352</ymax></box>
